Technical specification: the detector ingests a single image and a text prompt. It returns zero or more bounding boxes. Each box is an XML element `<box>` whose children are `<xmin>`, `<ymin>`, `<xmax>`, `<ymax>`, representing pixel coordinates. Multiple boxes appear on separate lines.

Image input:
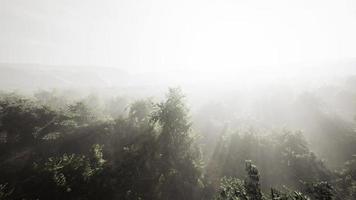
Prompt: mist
<box><xmin>1</xmin><ymin>0</ymin><xmax>356</xmax><ymax>200</ymax></box>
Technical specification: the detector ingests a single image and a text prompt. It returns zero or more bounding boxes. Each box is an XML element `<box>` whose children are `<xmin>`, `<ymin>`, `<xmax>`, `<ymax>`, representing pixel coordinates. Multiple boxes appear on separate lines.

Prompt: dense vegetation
<box><xmin>0</xmin><ymin>87</ymin><xmax>355</xmax><ymax>200</ymax></box>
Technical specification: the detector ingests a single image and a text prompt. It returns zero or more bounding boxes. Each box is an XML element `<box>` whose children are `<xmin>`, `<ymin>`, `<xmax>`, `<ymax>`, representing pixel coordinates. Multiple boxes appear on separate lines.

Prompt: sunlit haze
<box><xmin>1</xmin><ymin>0</ymin><xmax>356</xmax><ymax>85</ymax></box>
<box><xmin>2</xmin><ymin>1</ymin><xmax>356</xmax><ymax>199</ymax></box>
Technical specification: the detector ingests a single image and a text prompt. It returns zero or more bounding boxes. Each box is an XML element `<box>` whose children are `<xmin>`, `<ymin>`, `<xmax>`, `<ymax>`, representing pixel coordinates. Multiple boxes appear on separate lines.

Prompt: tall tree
<box><xmin>151</xmin><ymin>88</ymin><xmax>202</xmax><ymax>200</ymax></box>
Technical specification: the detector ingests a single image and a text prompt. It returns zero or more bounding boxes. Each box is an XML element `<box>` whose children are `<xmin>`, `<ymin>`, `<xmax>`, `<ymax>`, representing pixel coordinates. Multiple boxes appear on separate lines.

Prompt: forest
<box><xmin>2</xmin><ymin>0</ymin><xmax>356</xmax><ymax>199</ymax></box>
<box><xmin>0</xmin><ymin>80</ymin><xmax>356</xmax><ymax>200</ymax></box>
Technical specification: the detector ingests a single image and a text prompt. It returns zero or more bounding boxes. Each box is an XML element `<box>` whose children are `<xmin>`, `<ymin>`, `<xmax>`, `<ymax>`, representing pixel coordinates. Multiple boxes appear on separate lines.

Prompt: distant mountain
<box><xmin>1</xmin><ymin>60</ymin><xmax>356</xmax><ymax>92</ymax></box>
<box><xmin>0</xmin><ymin>63</ymin><xmax>132</xmax><ymax>91</ymax></box>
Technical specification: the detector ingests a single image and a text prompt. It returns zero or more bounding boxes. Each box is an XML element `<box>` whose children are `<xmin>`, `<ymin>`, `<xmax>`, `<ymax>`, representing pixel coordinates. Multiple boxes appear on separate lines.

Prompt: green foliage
<box><xmin>129</xmin><ymin>99</ymin><xmax>153</xmax><ymax>125</ymax></box>
<box><xmin>216</xmin><ymin>177</ymin><xmax>247</xmax><ymax>200</ymax></box>
<box><xmin>0</xmin><ymin>94</ymin><xmax>63</xmax><ymax>145</ymax></box>
<box><xmin>215</xmin><ymin>161</ymin><xmax>333</xmax><ymax>200</ymax></box>
<box><xmin>302</xmin><ymin>181</ymin><xmax>334</xmax><ymax>200</ymax></box>
<box><xmin>151</xmin><ymin>88</ymin><xmax>195</xmax><ymax>162</ymax></box>
<box><xmin>270</xmin><ymin>188</ymin><xmax>310</xmax><ymax>200</ymax></box>
<box><xmin>107</xmin><ymin>120</ymin><xmax>158</xmax><ymax>199</ymax></box>
<box><xmin>207</xmin><ymin>130</ymin><xmax>331</xmax><ymax>192</ymax></box>
<box><xmin>215</xmin><ymin>161</ymin><xmax>263</xmax><ymax>200</ymax></box>
<box><xmin>0</xmin><ymin>89</ymin><xmax>354</xmax><ymax>199</ymax></box>
<box><xmin>68</xmin><ymin>101</ymin><xmax>97</xmax><ymax>126</ymax></box>
<box><xmin>244</xmin><ymin>160</ymin><xmax>263</xmax><ymax>200</ymax></box>
<box><xmin>151</xmin><ymin>88</ymin><xmax>203</xmax><ymax>200</ymax></box>
<box><xmin>334</xmin><ymin>155</ymin><xmax>356</xmax><ymax>199</ymax></box>
<box><xmin>35</xmin><ymin>145</ymin><xmax>105</xmax><ymax>195</ymax></box>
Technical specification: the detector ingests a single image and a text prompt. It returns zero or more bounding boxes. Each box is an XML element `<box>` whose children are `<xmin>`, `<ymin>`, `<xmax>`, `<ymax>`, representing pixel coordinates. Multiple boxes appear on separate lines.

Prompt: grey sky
<box><xmin>0</xmin><ymin>0</ymin><xmax>356</xmax><ymax>76</ymax></box>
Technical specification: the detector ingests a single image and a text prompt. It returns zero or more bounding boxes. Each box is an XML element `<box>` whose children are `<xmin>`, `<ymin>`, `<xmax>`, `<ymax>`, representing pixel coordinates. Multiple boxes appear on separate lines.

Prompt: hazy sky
<box><xmin>1</xmin><ymin>0</ymin><xmax>356</xmax><ymax>76</ymax></box>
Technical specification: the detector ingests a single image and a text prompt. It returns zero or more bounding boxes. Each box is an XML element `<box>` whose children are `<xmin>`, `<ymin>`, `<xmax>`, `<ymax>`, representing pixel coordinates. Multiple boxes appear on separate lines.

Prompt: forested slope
<box><xmin>0</xmin><ymin>88</ymin><xmax>355</xmax><ymax>200</ymax></box>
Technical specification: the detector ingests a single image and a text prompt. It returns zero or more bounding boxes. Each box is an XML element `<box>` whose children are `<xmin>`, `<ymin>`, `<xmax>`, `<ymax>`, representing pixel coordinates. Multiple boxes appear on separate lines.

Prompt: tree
<box><xmin>215</xmin><ymin>161</ymin><xmax>314</xmax><ymax>200</ymax></box>
<box><xmin>151</xmin><ymin>88</ymin><xmax>203</xmax><ymax>200</ymax></box>
<box><xmin>27</xmin><ymin>144</ymin><xmax>106</xmax><ymax>200</ymax></box>
<box><xmin>0</xmin><ymin>95</ymin><xmax>60</xmax><ymax>145</ymax></box>
<box><xmin>128</xmin><ymin>99</ymin><xmax>153</xmax><ymax>125</ymax></box>
<box><xmin>244</xmin><ymin>160</ymin><xmax>263</xmax><ymax>200</ymax></box>
<box><xmin>334</xmin><ymin>155</ymin><xmax>356</xmax><ymax>199</ymax></box>
<box><xmin>215</xmin><ymin>176</ymin><xmax>248</xmax><ymax>200</ymax></box>
<box><xmin>207</xmin><ymin>129</ymin><xmax>332</xmax><ymax>192</ymax></box>
<box><xmin>302</xmin><ymin>181</ymin><xmax>334</xmax><ymax>200</ymax></box>
<box><xmin>68</xmin><ymin>101</ymin><xmax>96</xmax><ymax>126</ymax></box>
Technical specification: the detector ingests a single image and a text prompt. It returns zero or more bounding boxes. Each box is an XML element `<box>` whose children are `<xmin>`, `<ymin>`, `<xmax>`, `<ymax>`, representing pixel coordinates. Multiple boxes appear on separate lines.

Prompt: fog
<box><xmin>1</xmin><ymin>0</ymin><xmax>356</xmax><ymax>200</ymax></box>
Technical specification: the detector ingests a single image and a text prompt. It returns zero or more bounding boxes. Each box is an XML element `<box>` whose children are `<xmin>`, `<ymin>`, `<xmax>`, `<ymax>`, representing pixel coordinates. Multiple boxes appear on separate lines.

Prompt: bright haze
<box><xmin>0</xmin><ymin>0</ymin><xmax>356</xmax><ymax>88</ymax></box>
<box><xmin>3</xmin><ymin>2</ymin><xmax>356</xmax><ymax>200</ymax></box>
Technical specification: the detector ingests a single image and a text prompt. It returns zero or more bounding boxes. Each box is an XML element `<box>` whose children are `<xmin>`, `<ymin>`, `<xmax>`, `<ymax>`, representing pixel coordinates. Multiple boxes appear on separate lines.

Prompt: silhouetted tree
<box><xmin>151</xmin><ymin>88</ymin><xmax>203</xmax><ymax>200</ymax></box>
